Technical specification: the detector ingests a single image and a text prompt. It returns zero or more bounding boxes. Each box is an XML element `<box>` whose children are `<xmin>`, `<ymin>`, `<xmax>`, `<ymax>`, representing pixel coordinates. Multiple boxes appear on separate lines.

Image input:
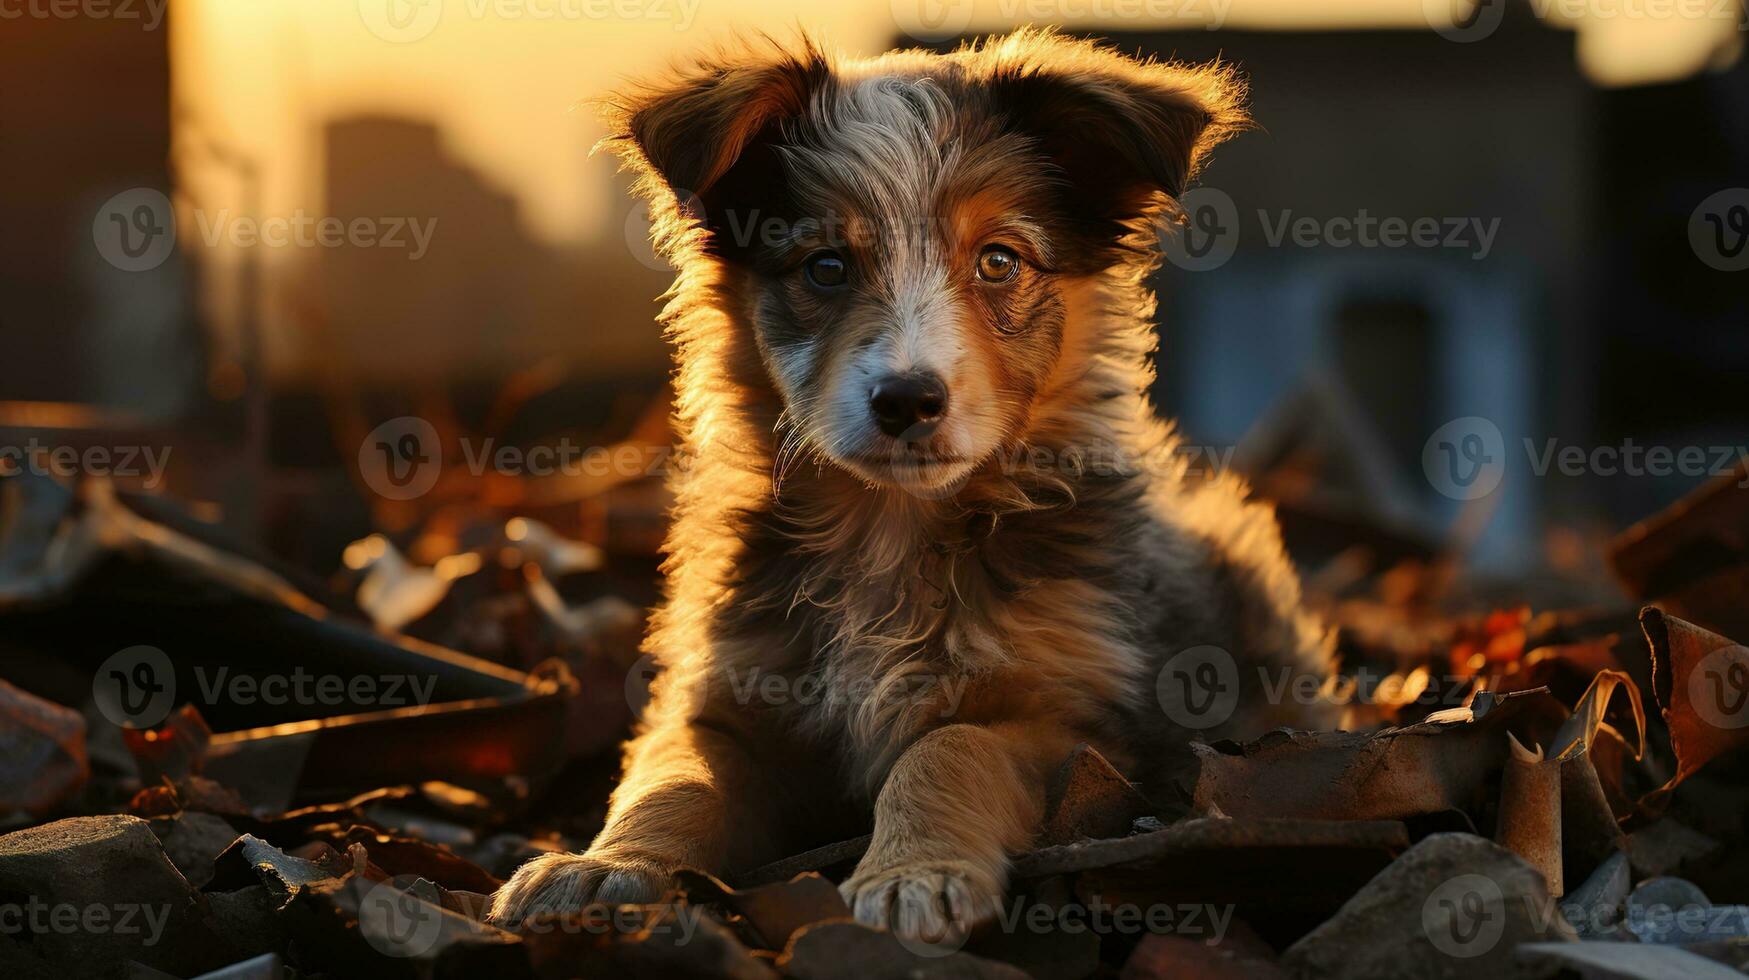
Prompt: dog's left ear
<box><xmin>981</xmin><ymin>30</ymin><xmax>1249</xmax><ymax>260</ymax></box>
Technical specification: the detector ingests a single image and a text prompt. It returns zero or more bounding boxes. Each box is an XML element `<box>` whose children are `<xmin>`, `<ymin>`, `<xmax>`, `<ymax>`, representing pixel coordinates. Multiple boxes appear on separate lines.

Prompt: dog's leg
<box><xmin>487</xmin><ymin>721</ymin><xmax>777</xmax><ymax>927</ymax></box>
<box><xmin>840</xmin><ymin>721</ymin><xmax>1075</xmax><ymax>946</ymax></box>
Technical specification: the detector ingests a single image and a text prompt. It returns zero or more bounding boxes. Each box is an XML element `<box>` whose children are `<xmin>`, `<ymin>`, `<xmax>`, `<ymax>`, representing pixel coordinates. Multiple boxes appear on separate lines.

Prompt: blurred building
<box><xmin>0</xmin><ymin>14</ymin><xmax>199</xmax><ymax>419</ymax></box>
<box><xmin>917</xmin><ymin>7</ymin><xmax>1749</xmax><ymax>568</ymax></box>
<box><xmin>3</xmin><ymin>2</ymin><xmax>1745</xmax><ymax>575</ymax></box>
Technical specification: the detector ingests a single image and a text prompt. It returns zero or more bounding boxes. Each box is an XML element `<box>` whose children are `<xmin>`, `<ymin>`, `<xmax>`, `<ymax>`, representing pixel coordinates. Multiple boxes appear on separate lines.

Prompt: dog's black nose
<box><xmin>869</xmin><ymin>373</ymin><xmax>948</xmax><ymax>438</ymax></box>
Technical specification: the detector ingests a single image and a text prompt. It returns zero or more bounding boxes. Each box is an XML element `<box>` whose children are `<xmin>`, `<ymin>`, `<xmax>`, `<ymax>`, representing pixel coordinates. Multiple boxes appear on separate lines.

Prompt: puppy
<box><xmin>489</xmin><ymin>28</ymin><xmax>1335</xmax><ymax>944</ymax></box>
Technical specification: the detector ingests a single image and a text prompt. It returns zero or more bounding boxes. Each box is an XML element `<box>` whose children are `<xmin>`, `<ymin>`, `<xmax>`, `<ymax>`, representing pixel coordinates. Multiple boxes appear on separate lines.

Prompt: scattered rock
<box><xmin>190</xmin><ymin>952</ymin><xmax>285</xmax><ymax>980</ymax></box>
<box><xmin>1280</xmin><ymin>833</ymin><xmax>1574</xmax><ymax>980</ymax></box>
<box><xmin>0</xmin><ymin>677</ymin><xmax>87</xmax><ymax>818</ymax></box>
<box><xmin>151</xmin><ymin>811</ymin><xmax>239</xmax><ymax>889</ymax></box>
<box><xmin>201</xmin><ymin>885</ymin><xmax>291</xmax><ymax>963</ymax></box>
<box><xmin>1038</xmin><ymin>744</ymin><xmax>1157</xmax><ymax>847</ymax></box>
<box><xmin>778</xmin><ymin>920</ymin><xmax>1029</xmax><ymax>980</ymax></box>
<box><xmin>1624</xmin><ymin>876</ymin><xmax>1749</xmax><ymax>944</ymax></box>
<box><xmin>1517</xmin><ymin>941</ymin><xmax>1746</xmax><ymax>980</ymax></box>
<box><xmin>675</xmin><ymin>869</ymin><xmax>852</xmax><ymax>950</ymax></box>
<box><xmin>1625</xmin><ymin>818</ymin><xmax>1719</xmax><ymax>878</ymax></box>
<box><xmin>520</xmin><ymin>901</ymin><xmax>777</xmax><ymax>980</ymax></box>
<box><xmin>1559</xmin><ymin>851</ymin><xmax>1630</xmax><ymax>940</ymax></box>
<box><xmin>0</xmin><ymin>814</ymin><xmax>212</xmax><ymax>977</ymax></box>
<box><xmin>1120</xmin><ymin>920</ymin><xmax>1287</xmax><ymax>979</ymax></box>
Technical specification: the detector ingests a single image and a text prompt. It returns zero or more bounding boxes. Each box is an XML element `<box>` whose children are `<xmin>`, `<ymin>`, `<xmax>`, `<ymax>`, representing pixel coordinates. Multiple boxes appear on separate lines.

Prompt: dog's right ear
<box><xmin>604</xmin><ymin>38</ymin><xmax>831</xmax><ymax>258</ymax></box>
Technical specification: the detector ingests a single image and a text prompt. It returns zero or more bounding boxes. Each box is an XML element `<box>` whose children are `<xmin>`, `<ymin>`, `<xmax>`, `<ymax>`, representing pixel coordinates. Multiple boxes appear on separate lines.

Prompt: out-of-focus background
<box><xmin>3</xmin><ymin>6</ymin><xmax>1749</xmax><ymax>970</ymax></box>
<box><xmin>5</xmin><ymin>0</ymin><xmax>1747</xmax><ymax>586</ymax></box>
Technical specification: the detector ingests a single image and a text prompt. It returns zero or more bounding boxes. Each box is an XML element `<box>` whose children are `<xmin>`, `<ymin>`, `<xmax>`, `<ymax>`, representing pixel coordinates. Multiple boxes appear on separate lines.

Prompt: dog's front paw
<box><xmin>839</xmin><ymin>860</ymin><xmax>1003</xmax><ymax>949</ymax></box>
<box><xmin>487</xmin><ymin>851</ymin><xmax>672</xmax><ymax>929</ymax></box>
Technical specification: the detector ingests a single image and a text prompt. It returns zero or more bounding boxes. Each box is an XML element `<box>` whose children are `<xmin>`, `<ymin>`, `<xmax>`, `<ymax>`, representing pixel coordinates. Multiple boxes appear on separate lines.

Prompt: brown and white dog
<box><xmin>488</xmin><ymin>28</ymin><xmax>1335</xmax><ymax>944</ymax></box>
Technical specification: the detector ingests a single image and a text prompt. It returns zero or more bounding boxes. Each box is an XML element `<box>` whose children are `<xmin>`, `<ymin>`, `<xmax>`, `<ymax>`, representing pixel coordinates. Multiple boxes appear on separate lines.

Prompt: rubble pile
<box><xmin>1</xmin><ymin>458</ymin><xmax>1747</xmax><ymax>979</ymax></box>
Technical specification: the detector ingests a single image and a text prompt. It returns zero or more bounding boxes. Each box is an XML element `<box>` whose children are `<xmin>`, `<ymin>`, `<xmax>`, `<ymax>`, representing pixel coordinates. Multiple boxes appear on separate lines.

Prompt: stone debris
<box><xmin>1279</xmin><ymin>834</ymin><xmax>1576</xmax><ymax>980</ymax></box>
<box><xmin>3</xmin><ymin>463</ymin><xmax>1749</xmax><ymax>977</ymax></box>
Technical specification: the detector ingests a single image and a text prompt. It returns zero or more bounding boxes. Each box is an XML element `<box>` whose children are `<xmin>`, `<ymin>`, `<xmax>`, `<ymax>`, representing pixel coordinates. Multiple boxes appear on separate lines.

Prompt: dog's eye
<box><xmin>803</xmin><ymin>251</ymin><xmax>848</xmax><ymax>289</ymax></box>
<box><xmin>976</xmin><ymin>245</ymin><xmax>1020</xmax><ymax>284</ymax></box>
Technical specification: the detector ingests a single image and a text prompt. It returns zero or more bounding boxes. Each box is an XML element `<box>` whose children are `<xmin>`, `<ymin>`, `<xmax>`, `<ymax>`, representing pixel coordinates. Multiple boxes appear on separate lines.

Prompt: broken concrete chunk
<box><xmin>190</xmin><ymin>952</ymin><xmax>285</xmax><ymax>980</ymax></box>
<box><xmin>1625</xmin><ymin>817</ymin><xmax>1719</xmax><ymax>878</ymax></box>
<box><xmin>1038</xmin><ymin>744</ymin><xmax>1157</xmax><ymax>847</ymax></box>
<box><xmin>778</xmin><ymin>920</ymin><xmax>1029</xmax><ymax>980</ymax></box>
<box><xmin>1517</xmin><ymin>941</ymin><xmax>1747</xmax><ymax>980</ymax></box>
<box><xmin>201</xmin><ymin>885</ymin><xmax>292</xmax><ymax>964</ymax></box>
<box><xmin>1280</xmin><ymin>833</ymin><xmax>1575</xmax><ymax>980</ymax></box>
<box><xmin>1559</xmin><ymin>851</ymin><xmax>1630</xmax><ymax>940</ymax></box>
<box><xmin>519</xmin><ymin>901</ymin><xmax>777</xmax><ymax>980</ymax></box>
<box><xmin>674</xmin><ymin>869</ymin><xmax>852</xmax><ymax>950</ymax></box>
<box><xmin>0</xmin><ymin>677</ymin><xmax>88</xmax><ymax>818</ymax></box>
<box><xmin>1121</xmin><ymin>929</ymin><xmax>1288</xmax><ymax>980</ymax></box>
<box><xmin>150</xmin><ymin>811</ymin><xmax>239</xmax><ymax>889</ymax></box>
<box><xmin>209</xmin><ymin>834</ymin><xmax>346</xmax><ymax>908</ymax></box>
<box><xmin>1624</xmin><ymin>876</ymin><xmax>1749</xmax><ymax>944</ymax></box>
<box><xmin>0</xmin><ymin>814</ymin><xmax>209</xmax><ymax>977</ymax></box>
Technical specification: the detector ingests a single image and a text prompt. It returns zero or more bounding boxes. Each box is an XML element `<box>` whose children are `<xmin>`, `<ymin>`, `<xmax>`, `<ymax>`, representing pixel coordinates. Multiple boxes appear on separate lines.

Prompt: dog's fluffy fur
<box><xmin>489</xmin><ymin>28</ymin><xmax>1335</xmax><ymax>943</ymax></box>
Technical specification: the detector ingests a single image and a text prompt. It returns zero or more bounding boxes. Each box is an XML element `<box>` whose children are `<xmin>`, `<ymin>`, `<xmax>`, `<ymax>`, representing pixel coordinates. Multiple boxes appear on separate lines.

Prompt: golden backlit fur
<box><xmin>489</xmin><ymin>28</ymin><xmax>1336</xmax><ymax>945</ymax></box>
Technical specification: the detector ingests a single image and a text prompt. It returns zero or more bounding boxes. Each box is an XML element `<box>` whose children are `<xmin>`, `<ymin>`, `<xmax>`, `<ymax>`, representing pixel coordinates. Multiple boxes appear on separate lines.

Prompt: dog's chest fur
<box><xmin>705</xmin><ymin>464</ymin><xmax>1161</xmax><ymax>791</ymax></box>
